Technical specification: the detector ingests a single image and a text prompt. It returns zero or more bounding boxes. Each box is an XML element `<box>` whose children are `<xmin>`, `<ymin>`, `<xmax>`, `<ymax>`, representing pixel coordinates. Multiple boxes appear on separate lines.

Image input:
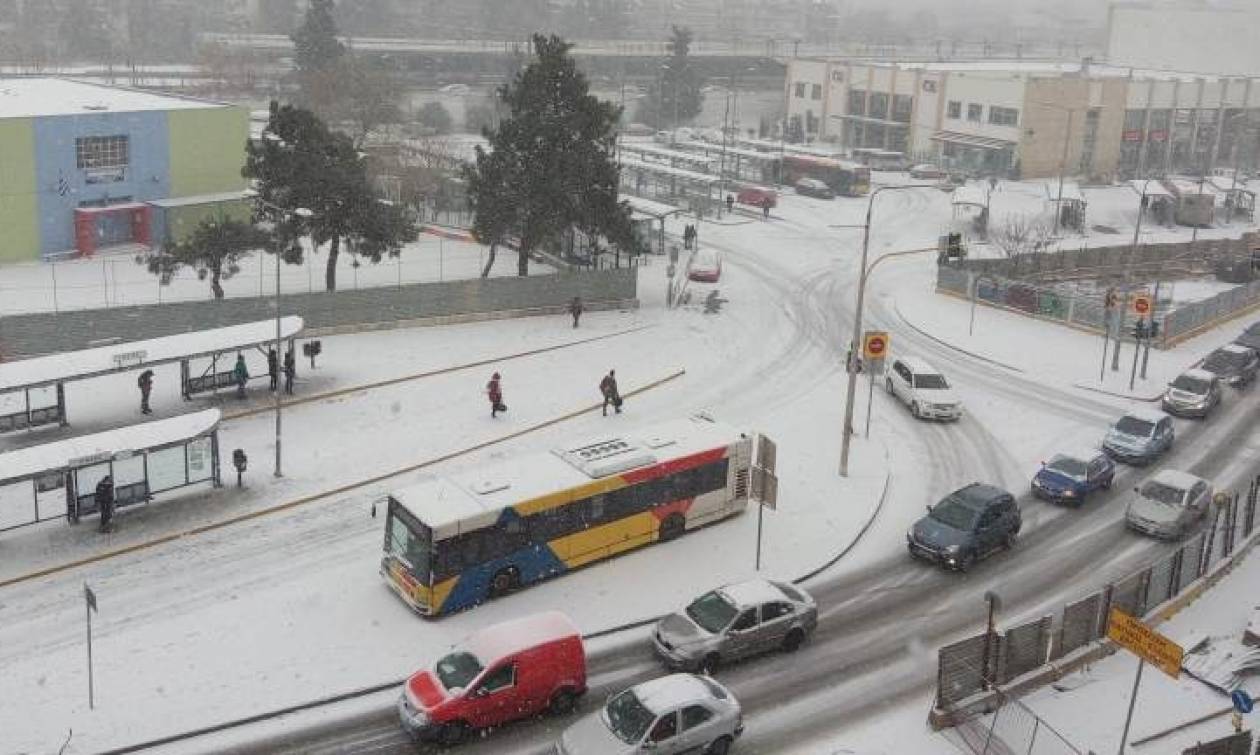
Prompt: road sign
<box><xmin>750</xmin><ymin>467</ymin><xmax>778</xmax><ymax>509</ymax></box>
<box><xmin>863</xmin><ymin>331</ymin><xmax>889</xmax><ymax>360</ymax></box>
<box><xmin>1107</xmin><ymin>608</ymin><xmax>1183</xmax><ymax>679</ymax></box>
<box><xmin>755</xmin><ymin>434</ymin><xmax>778</xmax><ymax>474</ymax></box>
<box><xmin>1233</xmin><ymin>689</ymin><xmax>1254</xmax><ymax>714</ymax></box>
<box><xmin>1132</xmin><ymin>292</ymin><xmax>1153</xmax><ymax>317</ymax></box>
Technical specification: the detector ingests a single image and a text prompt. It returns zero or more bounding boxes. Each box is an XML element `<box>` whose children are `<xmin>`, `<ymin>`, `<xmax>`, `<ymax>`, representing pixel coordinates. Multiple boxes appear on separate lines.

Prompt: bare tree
<box><xmin>991</xmin><ymin>213</ymin><xmax>1052</xmax><ymax>258</ymax></box>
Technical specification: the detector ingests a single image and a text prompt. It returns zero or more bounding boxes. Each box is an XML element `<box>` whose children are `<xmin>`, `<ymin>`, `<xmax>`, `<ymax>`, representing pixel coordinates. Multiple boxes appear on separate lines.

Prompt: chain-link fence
<box><xmin>1182</xmin><ymin>730</ymin><xmax>1254</xmax><ymax>755</ymax></box>
<box><xmin>936</xmin><ymin>475</ymin><xmax>1260</xmax><ymax>754</ymax></box>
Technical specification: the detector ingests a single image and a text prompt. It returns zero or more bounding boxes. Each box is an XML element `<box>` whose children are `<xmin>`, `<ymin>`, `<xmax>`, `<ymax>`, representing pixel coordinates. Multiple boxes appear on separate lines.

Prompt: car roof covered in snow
<box><xmin>1179</xmin><ymin>368</ymin><xmax>1218</xmax><ymax>382</ymax></box>
<box><xmin>632</xmin><ymin>674</ymin><xmax>724</xmax><ymax>714</ymax></box>
<box><xmin>1050</xmin><ymin>447</ymin><xmax>1106</xmax><ymax>464</ymax></box>
<box><xmin>895</xmin><ymin>356</ymin><xmax>943</xmax><ymax>376</ymax></box>
<box><xmin>1122</xmin><ymin>407</ymin><xmax>1168</xmax><ymax>424</ymax></box>
<box><xmin>1219</xmin><ymin>343</ymin><xmax>1255</xmax><ymax>355</ymax></box>
<box><xmin>1148</xmin><ymin>469</ymin><xmax>1205</xmax><ymax>491</ymax></box>
<box><xmin>390</xmin><ymin>415</ymin><xmax>747</xmax><ymax>539</ymax></box>
<box><xmin>465</xmin><ymin>611</ymin><xmax>580</xmax><ymax>663</ymax></box>
<box><xmin>719</xmin><ymin>578</ymin><xmax>790</xmax><ymax>607</ymax></box>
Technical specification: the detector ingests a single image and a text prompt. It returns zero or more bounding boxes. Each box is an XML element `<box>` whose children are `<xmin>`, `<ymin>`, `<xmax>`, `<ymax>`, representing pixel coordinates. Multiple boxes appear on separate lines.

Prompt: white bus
<box><xmin>382</xmin><ymin>415</ymin><xmax>754</xmax><ymax>616</ymax></box>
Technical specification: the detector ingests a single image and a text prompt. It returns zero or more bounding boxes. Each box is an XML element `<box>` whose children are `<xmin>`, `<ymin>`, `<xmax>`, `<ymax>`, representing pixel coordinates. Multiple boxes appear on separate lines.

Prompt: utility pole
<box><xmin>1053</xmin><ymin>107</ymin><xmax>1075</xmax><ymax>238</ymax></box>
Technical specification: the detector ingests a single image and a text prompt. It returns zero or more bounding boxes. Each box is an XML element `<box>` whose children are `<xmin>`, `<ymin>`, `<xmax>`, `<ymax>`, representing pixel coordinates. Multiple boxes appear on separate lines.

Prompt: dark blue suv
<box><xmin>907</xmin><ymin>483</ymin><xmax>1021</xmax><ymax>571</ymax></box>
<box><xmin>1031</xmin><ymin>450</ymin><xmax>1115</xmax><ymax>506</ymax></box>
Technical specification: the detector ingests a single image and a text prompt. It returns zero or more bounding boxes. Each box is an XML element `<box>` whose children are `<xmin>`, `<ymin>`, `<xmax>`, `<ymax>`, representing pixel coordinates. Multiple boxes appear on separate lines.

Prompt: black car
<box><xmin>1201</xmin><ymin>343</ymin><xmax>1260</xmax><ymax>387</ymax></box>
<box><xmin>907</xmin><ymin>483</ymin><xmax>1021</xmax><ymax>571</ymax></box>
<box><xmin>1234</xmin><ymin>321</ymin><xmax>1260</xmax><ymax>353</ymax></box>
<box><xmin>795</xmin><ymin>177</ymin><xmax>835</xmax><ymax>200</ymax></box>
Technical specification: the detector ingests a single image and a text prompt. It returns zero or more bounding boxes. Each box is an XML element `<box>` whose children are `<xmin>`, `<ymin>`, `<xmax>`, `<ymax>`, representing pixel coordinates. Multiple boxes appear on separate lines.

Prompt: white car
<box><xmin>1125</xmin><ymin>470</ymin><xmax>1213</xmax><ymax>540</ymax></box>
<box><xmin>885</xmin><ymin>357</ymin><xmax>963</xmax><ymax>420</ymax></box>
<box><xmin>557</xmin><ymin>674</ymin><xmax>743</xmax><ymax>755</ymax></box>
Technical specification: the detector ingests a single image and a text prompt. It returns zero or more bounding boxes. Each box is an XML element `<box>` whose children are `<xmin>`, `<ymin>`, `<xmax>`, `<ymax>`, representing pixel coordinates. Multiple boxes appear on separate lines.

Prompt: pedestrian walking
<box><xmin>761</xmin><ymin>196</ymin><xmax>772</xmax><ymax>219</ymax></box>
<box><xmin>233</xmin><ymin>353</ymin><xmax>249</xmax><ymax>399</ymax></box>
<box><xmin>267</xmin><ymin>347</ymin><xmax>279</xmax><ymax>391</ymax></box>
<box><xmin>600</xmin><ymin>369</ymin><xmax>622</xmax><ymax>416</ymax></box>
<box><xmin>684</xmin><ymin>224</ymin><xmax>696</xmax><ymax>250</ymax></box>
<box><xmin>137</xmin><ymin>369</ymin><xmax>154</xmax><ymax>415</ymax></box>
<box><xmin>283</xmin><ymin>348</ymin><xmax>296</xmax><ymax>395</ymax></box>
<box><xmin>725</xmin><ymin>194</ymin><xmax>735</xmax><ymax>214</ymax></box>
<box><xmin>487</xmin><ymin>372</ymin><xmax>506</xmax><ymax>418</ymax></box>
<box><xmin>95</xmin><ymin>475</ymin><xmax>115</xmax><ymax>533</ymax></box>
<box><xmin>568</xmin><ymin>296</ymin><xmax>584</xmax><ymax>328</ymax></box>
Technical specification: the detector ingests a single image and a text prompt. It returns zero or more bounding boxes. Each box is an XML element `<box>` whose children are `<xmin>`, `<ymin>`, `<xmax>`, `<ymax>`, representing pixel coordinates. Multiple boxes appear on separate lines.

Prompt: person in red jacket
<box><xmin>487</xmin><ymin>372</ymin><xmax>506</xmax><ymax>418</ymax></box>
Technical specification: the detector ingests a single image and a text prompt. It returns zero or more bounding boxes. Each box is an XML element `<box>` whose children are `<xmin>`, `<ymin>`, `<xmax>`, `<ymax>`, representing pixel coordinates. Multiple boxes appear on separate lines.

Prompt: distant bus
<box><xmin>852</xmin><ymin>148</ymin><xmax>907</xmax><ymax>171</ymax></box>
<box><xmin>775</xmin><ymin>155</ymin><xmax>870</xmax><ymax>196</ymax></box>
<box><xmin>381</xmin><ymin>416</ymin><xmax>754</xmax><ymax>617</ymax></box>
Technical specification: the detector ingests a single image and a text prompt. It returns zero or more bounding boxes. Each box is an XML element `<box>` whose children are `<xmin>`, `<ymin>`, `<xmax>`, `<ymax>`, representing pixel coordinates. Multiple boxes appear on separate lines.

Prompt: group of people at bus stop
<box><xmin>135</xmin><ymin>348</ymin><xmax>297</xmax><ymax>416</ymax></box>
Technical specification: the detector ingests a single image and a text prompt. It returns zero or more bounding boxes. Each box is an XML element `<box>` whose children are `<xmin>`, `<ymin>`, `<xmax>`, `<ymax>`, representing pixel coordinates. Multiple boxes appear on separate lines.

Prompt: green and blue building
<box><xmin>0</xmin><ymin>77</ymin><xmax>250</xmax><ymax>264</ymax></box>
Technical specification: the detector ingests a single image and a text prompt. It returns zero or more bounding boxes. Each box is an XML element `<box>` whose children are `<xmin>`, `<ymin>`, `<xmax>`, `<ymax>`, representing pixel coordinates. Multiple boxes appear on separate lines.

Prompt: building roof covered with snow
<box><xmin>0</xmin><ymin>77</ymin><xmax>232</xmax><ymax>120</ymax></box>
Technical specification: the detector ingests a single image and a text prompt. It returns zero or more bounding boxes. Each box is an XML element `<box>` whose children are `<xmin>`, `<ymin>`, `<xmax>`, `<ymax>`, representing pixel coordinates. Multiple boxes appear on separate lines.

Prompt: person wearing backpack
<box><xmin>137</xmin><ymin>369</ymin><xmax>154</xmax><ymax>415</ymax></box>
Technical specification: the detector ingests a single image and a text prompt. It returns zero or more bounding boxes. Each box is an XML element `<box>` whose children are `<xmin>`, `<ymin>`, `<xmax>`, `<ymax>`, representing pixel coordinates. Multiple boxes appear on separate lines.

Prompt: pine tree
<box><xmin>466</xmin><ymin>34</ymin><xmax>637</xmax><ymax>277</ymax></box>
<box><xmin>143</xmin><ymin>217</ymin><xmax>270</xmax><ymax>300</ymax></box>
<box><xmin>291</xmin><ymin>0</ymin><xmax>346</xmax><ymax>115</ymax></box>
<box><xmin>638</xmin><ymin>26</ymin><xmax>705</xmax><ymax>129</ymax></box>
<box><xmin>244</xmin><ymin>102</ymin><xmax>417</xmax><ymax>292</ymax></box>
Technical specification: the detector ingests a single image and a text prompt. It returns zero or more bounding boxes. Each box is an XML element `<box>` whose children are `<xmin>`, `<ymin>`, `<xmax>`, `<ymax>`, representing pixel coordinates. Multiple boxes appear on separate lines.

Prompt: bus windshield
<box><xmin>386</xmin><ymin>499</ymin><xmax>432</xmax><ymax>580</ymax></box>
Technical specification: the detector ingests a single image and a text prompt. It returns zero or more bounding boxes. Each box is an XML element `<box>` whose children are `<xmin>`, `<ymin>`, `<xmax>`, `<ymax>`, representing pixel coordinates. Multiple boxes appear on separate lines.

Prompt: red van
<box><xmin>398</xmin><ymin>611</ymin><xmax>586</xmax><ymax>745</ymax></box>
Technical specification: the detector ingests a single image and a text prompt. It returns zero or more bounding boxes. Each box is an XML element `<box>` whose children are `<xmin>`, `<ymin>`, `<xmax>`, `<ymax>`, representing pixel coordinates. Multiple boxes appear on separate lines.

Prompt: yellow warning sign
<box><xmin>1106</xmin><ymin>608</ymin><xmax>1183</xmax><ymax>679</ymax></box>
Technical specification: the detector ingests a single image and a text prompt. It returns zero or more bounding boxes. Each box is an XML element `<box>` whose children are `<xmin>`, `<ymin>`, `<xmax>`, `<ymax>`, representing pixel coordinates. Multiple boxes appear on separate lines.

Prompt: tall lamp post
<box><xmin>839</xmin><ymin>184</ymin><xmax>929</xmax><ymax>477</ymax></box>
<box><xmin>1029</xmin><ymin>100</ymin><xmax>1081</xmax><ymax>239</ymax></box>
<box><xmin>245</xmin><ymin>190</ymin><xmax>313</xmax><ymax>478</ymax></box>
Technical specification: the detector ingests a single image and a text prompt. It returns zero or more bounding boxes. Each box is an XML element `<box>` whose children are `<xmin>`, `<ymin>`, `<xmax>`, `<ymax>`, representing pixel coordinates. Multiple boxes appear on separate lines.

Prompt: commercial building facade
<box><xmin>0</xmin><ymin>78</ymin><xmax>249</xmax><ymax>264</ymax></box>
<box><xmin>785</xmin><ymin>58</ymin><xmax>1260</xmax><ymax>182</ymax></box>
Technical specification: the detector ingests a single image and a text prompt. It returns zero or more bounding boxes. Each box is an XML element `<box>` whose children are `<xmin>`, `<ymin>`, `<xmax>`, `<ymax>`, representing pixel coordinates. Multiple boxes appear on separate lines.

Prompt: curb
<box><xmin>892</xmin><ymin>297</ymin><xmax>1024</xmax><ymax>373</ymax></box>
<box><xmin>1070</xmin><ymin>381</ymin><xmax>1164</xmax><ymax>403</ymax></box>
<box><xmin>301</xmin><ymin>299</ymin><xmax>640</xmax><ymax>340</ymax></box>
<box><xmin>96</xmin><ymin>422</ymin><xmax>898</xmax><ymax>754</ymax></box>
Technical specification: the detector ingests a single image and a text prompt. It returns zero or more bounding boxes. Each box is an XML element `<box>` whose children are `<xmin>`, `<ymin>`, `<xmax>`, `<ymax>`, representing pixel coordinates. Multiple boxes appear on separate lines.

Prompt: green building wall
<box><xmin>0</xmin><ymin>118</ymin><xmax>40</xmax><ymax>263</ymax></box>
<box><xmin>167</xmin><ymin>106</ymin><xmax>249</xmax><ymax>198</ymax></box>
<box><xmin>165</xmin><ymin>199</ymin><xmax>253</xmax><ymax>245</ymax></box>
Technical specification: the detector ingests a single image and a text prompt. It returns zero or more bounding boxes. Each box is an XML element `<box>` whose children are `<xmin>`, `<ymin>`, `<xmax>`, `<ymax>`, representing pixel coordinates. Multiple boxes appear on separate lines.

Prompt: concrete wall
<box><xmin>167</xmin><ymin>106</ymin><xmax>248</xmax><ymax>197</ymax></box>
<box><xmin>0</xmin><ymin>118</ymin><xmax>38</xmax><ymax>263</ymax></box>
<box><xmin>0</xmin><ymin>269</ymin><xmax>639</xmax><ymax>358</ymax></box>
<box><xmin>1020</xmin><ymin>78</ymin><xmax>1089</xmax><ymax>180</ymax></box>
<box><xmin>31</xmin><ymin>109</ymin><xmax>172</xmax><ymax>257</ymax></box>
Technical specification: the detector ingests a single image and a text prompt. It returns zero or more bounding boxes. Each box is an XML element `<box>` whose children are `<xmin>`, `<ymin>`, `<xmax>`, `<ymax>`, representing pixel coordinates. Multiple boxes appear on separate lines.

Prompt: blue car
<box><xmin>1031</xmin><ymin>450</ymin><xmax>1115</xmax><ymax>506</ymax></box>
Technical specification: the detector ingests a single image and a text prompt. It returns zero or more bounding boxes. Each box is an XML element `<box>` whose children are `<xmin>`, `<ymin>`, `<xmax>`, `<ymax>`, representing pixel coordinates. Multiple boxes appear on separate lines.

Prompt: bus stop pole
<box><xmin>274</xmin><ymin>245</ymin><xmax>283</xmax><ymax>478</ymax></box>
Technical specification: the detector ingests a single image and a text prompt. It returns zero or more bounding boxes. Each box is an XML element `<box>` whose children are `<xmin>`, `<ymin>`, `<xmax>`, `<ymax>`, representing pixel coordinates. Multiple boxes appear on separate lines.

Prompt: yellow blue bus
<box><xmin>381</xmin><ymin>416</ymin><xmax>753</xmax><ymax>617</ymax></box>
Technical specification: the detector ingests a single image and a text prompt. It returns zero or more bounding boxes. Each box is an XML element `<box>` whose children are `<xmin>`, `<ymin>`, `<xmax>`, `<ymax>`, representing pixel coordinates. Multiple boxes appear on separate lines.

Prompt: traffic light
<box><xmin>1132</xmin><ymin>320</ymin><xmax>1148</xmax><ymax>340</ymax></box>
<box><xmin>1104</xmin><ymin>288</ymin><xmax>1119</xmax><ymax>310</ymax></box>
<box><xmin>1149</xmin><ymin>319</ymin><xmax>1160</xmax><ymax>339</ymax></box>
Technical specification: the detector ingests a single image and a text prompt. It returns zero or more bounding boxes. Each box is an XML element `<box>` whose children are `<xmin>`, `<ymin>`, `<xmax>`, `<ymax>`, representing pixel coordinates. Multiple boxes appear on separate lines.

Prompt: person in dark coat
<box><xmin>233</xmin><ymin>353</ymin><xmax>249</xmax><ymax>399</ymax></box>
<box><xmin>761</xmin><ymin>196</ymin><xmax>772</xmax><ymax>219</ymax></box>
<box><xmin>267</xmin><ymin>347</ymin><xmax>279</xmax><ymax>391</ymax></box>
<box><xmin>568</xmin><ymin>296</ymin><xmax>584</xmax><ymax>328</ymax></box>
<box><xmin>96</xmin><ymin>475</ymin><xmax>115</xmax><ymax>533</ymax></box>
<box><xmin>283</xmin><ymin>349</ymin><xmax>296</xmax><ymax>395</ymax></box>
<box><xmin>600</xmin><ymin>369</ymin><xmax>621</xmax><ymax>416</ymax></box>
<box><xmin>725</xmin><ymin>194</ymin><xmax>735</xmax><ymax>214</ymax></box>
<box><xmin>487</xmin><ymin>372</ymin><xmax>505</xmax><ymax>417</ymax></box>
<box><xmin>137</xmin><ymin>369</ymin><xmax>154</xmax><ymax>415</ymax></box>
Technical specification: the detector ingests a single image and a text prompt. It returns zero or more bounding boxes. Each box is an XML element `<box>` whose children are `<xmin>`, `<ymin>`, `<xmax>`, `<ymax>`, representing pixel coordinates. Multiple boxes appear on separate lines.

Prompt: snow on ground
<box><xmin>1018</xmin><ymin>543</ymin><xmax>1260</xmax><ymax>753</ymax></box>
<box><xmin>0</xmin><ymin>233</ymin><xmax>536</xmax><ymax>315</ymax></box>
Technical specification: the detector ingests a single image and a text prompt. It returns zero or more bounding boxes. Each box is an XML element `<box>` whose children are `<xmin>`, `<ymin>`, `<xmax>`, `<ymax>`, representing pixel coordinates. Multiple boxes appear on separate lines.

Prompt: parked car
<box><xmin>794</xmin><ymin>177</ymin><xmax>835</xmax><ymax>199</ymax></box>
<box><xmin>1161</xmin><ymin>368</ymin><xmax>1223</xmax><ymax>418</ymax></box>
<box><xmin>688</xmin><ymin>249</ymin><xmax>722</xmax><ymax>282</ymax></box>
<box><xmin>909</xmin><ymin>163</ymin><xmax>947</xmax><ymax>180</ymax></box>
<box><xmin>438</xmin><ymin>83</ymin><xmax>471</xmax><ymax>95</ymax></box>
<box><xmin>1102</xmin><ymin>409</ymin><xmax>1175</xmax><ymax>465</ymax></box>
<box><xmin>885</xmin><ymin>357</ymin><xmax>963</xmax><ymax>420</ymax></box>
<box><xmin>736</xmin><ymin>185</ymin><xmax>778</xmax><ymax>209</ymax></box>
<box><xmin>1201</xmin><ymin>343</ymin><xmax>1260</xmax><ymax>387</ymax></box>
<box><xmin>1031</xmin><ymin>449</ymin><xmax>1116</xmax><ymax>505</ymax></box>
<box><xmin>557</xmin><ymin>674</ymin><xmax>743</xmax><ymax>755</ymax></box>
<box><xmin>907</xmin><ymin>483</ymin><xmax>1021</xmax><ymax>571</ymax></box>
<box><xmin>1125</xmin><ymin>469</ymin><xmax>1213</xmax><ymax>540</ymax></box>
<box><xmin>398</xmin><ymin>612</ymin><xmax>586</xmax><ymax>745</ymax></box>
<box><xmin>1234</xmin><ymin>321</ymin><xmax>1260</xmax><ymax>352</ymax></box>
<box><xmin>652</xmin><ymin>579</ymin><xmax>817</xmax><ymax>674</ymax></box>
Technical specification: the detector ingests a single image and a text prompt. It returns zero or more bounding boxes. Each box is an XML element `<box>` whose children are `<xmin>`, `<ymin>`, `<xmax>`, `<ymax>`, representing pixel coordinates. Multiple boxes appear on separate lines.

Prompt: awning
<box><xmin>73</xmin><ymin>202</ymin><xmax>147</xmax><ymax>216</ymax></box>
<box><xmin>952</xmin><ymin>186</ymin><xmax>989</xmax><ymax>208</ymax></box>
<box><xmin>146</xmin><ymin>190</ymin><xmax>252</xmax><ymax>209</ymax></box>
<box><xmin>833</xmin><ymin>114</ymin><xmax>911</xmax><ymax>128</ymax></box>
<box><xmin>930</xmin><ymin>130</ymin><xmax>1016</xmax><ymax>151</ymax></box>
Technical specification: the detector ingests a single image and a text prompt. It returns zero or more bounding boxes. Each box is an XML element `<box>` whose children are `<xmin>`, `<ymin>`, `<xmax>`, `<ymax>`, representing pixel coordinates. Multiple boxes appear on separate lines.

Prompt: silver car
<box><xmin>1161</xmin><ymin>368</ymin><xmax>1222</xmax><ymax>418</ymax></box>
<box><xmin>1125</xmin><ymin>469</ymin><xmax>1213</xmax><ymax>539</ymax></box>
<box><xmin>557</xmin><ymin>674</ymin><xmax>743</xmax><ymax>755</ymax></box>
<box><xmin>652</xmin><ymin>579</ymin><xmax>817</xmax><ymax>674</ymax></box>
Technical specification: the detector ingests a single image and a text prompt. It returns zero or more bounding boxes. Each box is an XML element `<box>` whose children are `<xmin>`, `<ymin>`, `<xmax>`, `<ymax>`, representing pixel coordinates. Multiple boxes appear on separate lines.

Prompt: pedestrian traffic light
<box><xmin>1149</xmin><ymin>320</ymin><xmax>1160</xmax><ymax>339</ymax></box>
<box><xmin>1132</xmin><ymin>320</ymin><xmax>1148</xmax><ymax>340</ymax></box>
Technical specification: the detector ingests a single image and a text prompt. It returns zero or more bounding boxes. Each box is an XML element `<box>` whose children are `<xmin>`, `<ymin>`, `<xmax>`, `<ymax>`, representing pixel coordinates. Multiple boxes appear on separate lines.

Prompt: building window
<box><xmin>947</xmin><ymin>101</ymin><xmax>962</xmax><ymax>119</ymax></box>
<box><xmin>76</xmin><ymin>135</ymin><xmax>129</xmax><ymax>170</ymax></box>
<box><xmin>810</xmin><ymin>84</ymin><xmax>822</xmax><ymax>100</ymax></box>
<box><xmin>892</xmin><ymin>94</ymin><xmax>913</xmax><ymax>123</ymax></box>
<box><xmin>988</xmin><ymin>106</ymin><xmax>1019</xmax><ymax>127</ymax></box>
<box><xmin>848</xmin><ymin>89</ymin><xmax>866</xmax><ymax>116</ymax></box>
<box><xmin>868</xmin><ymin>92</ymin><xmax>889</xmax><ymax>120</ymax></box>
<box><xmin>794</xmin><ymin>82</ymin><xmax>806</xmax><ymax>98</ymax></box>
<box><xmin>967</xmin><ymin>103</ymin><xmax>983</xmax><ymax>123</ymax></box>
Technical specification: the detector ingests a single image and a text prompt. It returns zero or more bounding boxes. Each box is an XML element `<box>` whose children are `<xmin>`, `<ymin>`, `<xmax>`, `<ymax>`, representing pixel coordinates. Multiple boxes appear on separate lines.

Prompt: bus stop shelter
<box><xmin>619</xmin><ymin>156</ymin><xmax>721</xmax><ymax>216</ymax></box>
<box><xmin>626</xmin><ymin>195</ymin><xmax>686</xmax><ymax>257</ymax></box>
<box><xmin>0</xmin><ymin>317</ymin><xmax>304</xmax><ymax>434</ymax></box>
<box><xmin>1046</xmin><ymin>182</ymin><xmax>1087</xmax><ymax>232</ymax></box>
<box><xmin>0</xmin><ymin>409</ymin><xmax>221</xmax><ymax>530</ymax></box>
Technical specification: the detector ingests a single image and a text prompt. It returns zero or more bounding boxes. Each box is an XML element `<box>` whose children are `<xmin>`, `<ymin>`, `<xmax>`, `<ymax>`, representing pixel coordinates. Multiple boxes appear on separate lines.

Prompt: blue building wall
<box><xmin>32</xmin><ymin>110</ymin><xmax>171</xmax><ymax>258</ymax></box>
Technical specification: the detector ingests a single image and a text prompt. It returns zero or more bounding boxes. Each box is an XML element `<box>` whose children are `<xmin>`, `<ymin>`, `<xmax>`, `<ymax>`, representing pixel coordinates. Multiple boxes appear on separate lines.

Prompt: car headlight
<box><xmin>1061</xmin><ymin>489</ymin><xmax>1077</xmax><ymax>497</ymax></box>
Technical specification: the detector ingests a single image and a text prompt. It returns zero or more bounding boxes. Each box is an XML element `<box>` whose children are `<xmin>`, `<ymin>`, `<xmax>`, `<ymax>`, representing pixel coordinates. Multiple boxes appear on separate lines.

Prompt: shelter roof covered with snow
<box><xmin>952</xmin><ymin>186</ymin><xmax>989</xmax><ymax>208</ymax></box>
<box><xmin>0</xmin><ymin>77</ymin><xmax>232</xmax><ymax>120</ymax></box>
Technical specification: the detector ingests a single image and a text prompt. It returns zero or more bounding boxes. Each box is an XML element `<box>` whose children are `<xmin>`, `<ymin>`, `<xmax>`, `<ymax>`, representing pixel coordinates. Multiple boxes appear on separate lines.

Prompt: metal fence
<box><xmin>937</xmin><ymin>475</ymin><xmax>1260</xmax><ymax>754</ymax></box>
<box><xmin>1182</xmin><ymin>731</ymin><xmax>1255</xmax><ymax>755</ymax></box>
<box><xmin>937</xmin><ymin>234</ymin><xmax>1260</xmax><ymax>348</ymax></box>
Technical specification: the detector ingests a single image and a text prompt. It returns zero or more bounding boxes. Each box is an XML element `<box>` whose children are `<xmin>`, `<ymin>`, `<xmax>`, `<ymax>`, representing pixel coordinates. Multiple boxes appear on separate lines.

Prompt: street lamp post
<box><xmin>839</xmin><ymin>184</ymin><xmax>928</xmax><ymax>477</ymax></box>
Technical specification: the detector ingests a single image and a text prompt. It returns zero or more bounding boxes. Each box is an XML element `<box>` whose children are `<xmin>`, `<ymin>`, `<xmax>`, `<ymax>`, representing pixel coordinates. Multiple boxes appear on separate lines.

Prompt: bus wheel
<box><xmin>488</xmin><ymin>567</ymin><xmax>519</xmax><ymax>599</ymax></box>
<box><xmin>659</xmin><ymin>514</ymin><xmax>686</xmax><ymax>542</ymax></box>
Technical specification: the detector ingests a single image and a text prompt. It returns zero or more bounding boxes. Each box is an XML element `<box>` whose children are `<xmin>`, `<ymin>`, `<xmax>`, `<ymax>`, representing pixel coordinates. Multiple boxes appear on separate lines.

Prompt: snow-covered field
<box><xmin>2</xmin><ymin>174</ymin><xmax>1259</xmax><ymax>754</ymax></box>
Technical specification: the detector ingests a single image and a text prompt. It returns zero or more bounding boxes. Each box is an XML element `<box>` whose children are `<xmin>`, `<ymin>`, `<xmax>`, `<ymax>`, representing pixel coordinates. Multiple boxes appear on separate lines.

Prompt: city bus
<box><xmin>381</xmin><ymin>415</ymin><xmax>754</xmax><ymax>616</ymax></box>
<box><xmin>776</xmin><ymin>155</ymin><xmax>871</xmax><ymax>197</ymax></box>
